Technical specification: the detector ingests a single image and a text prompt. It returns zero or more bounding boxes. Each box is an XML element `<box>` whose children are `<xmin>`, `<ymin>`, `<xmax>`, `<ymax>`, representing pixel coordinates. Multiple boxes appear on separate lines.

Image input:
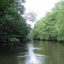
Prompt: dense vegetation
<box><xmin>30</xmin><ymin>1</ymin><xmax>64</xmax><ymax>41</ymax></box>
<box><xmin>0</xmin><ymin>0</ymin><xmax>30</xmax><ymax>46</ymax></box>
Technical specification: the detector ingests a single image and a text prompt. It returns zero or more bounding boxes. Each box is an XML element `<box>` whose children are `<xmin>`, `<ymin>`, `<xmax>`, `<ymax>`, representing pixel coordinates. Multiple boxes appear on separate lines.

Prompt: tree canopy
<box><xmin>30</xmin><ymin>1</ymin><xmax>64</xmax><ymax>42</ymax></box>
<box><xmin>0</xmin><ymin>0</ymin><xmax>29</xmax><ymax>44</ymax></box>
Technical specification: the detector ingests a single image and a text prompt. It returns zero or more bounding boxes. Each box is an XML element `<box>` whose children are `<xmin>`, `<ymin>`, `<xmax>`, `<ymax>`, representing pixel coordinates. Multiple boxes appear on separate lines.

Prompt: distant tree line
<box><xmin>29</xmin><ymin>1</ymin><xmax>64</xmax><ymax>42</ymax></box>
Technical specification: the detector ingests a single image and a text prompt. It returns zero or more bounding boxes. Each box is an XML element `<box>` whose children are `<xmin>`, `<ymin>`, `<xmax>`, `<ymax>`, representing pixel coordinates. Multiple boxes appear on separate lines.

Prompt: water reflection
<box><xmin>1</xmin><ymin>41</ymin><xmax>64</xmax><ymax>64</ymax></box>
<box><xmin>18</xmin><ymin>41</ymin><xmax>46</xmax><ymax>64</ymax></box>
<box><xmin>25</xmin><ymin>43</ymin><xmax>43</xmax><ymax>64</ymax></box>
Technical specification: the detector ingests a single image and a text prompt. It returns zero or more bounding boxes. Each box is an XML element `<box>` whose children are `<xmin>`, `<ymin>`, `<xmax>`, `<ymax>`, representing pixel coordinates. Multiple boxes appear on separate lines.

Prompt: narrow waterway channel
<box><xmin>0</xmin><ymin>40</ymin><xmax>64</xmax><ymax>64</ymax></box>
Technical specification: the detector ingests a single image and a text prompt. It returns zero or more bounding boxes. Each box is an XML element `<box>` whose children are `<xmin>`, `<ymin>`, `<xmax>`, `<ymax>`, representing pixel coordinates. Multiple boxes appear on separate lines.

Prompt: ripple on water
<box><xmin>24</xmin><ymin>53</ymin><xmax>46</xmax><ymax>64</ymax></box>
<box><xmin>17</xmin><ymin>43</ymin><xmax>47</xmax><ymax>64</ymax></box>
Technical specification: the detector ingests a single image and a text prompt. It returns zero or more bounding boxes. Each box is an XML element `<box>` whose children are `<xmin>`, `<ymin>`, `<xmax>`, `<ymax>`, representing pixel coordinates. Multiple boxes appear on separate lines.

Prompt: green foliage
<box><xmin>0</xmin><ymin>0</ymin><xmax>29</xmax><ymax>44</ymax></box>
<box><xmin>30</xmin><ymin>1</ymin><xmax>64</xmax><ymax>41</ymax></box>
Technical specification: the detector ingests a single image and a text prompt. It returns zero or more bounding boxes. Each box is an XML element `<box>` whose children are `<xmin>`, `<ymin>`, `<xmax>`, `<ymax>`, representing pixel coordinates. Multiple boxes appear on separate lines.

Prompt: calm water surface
<box><xmin>0</xmin><ymin>40</ymin><xmax>64</xmax><ymax>64</ymax></box>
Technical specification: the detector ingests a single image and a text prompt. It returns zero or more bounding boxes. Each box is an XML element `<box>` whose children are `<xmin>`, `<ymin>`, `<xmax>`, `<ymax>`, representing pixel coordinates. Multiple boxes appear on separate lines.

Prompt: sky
<box><xmin>24</xmin><ymin>0</ymin><xmax>60</xmax><ymax>28</ymax></box>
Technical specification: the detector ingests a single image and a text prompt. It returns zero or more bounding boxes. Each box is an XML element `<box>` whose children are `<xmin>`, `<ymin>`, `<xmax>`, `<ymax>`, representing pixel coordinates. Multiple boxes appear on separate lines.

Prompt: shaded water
<box><xmin>0</xmin><ymin>40</ymin><xmax>64</xmax><ymax>64</ymax></box>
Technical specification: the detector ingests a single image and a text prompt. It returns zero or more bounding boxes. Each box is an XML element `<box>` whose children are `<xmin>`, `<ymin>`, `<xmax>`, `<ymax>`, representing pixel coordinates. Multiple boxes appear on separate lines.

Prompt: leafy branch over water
<box><xmin>0</xmin><ymin>0</ymin><xmax>30</xmax><ymax>47</ymax></box>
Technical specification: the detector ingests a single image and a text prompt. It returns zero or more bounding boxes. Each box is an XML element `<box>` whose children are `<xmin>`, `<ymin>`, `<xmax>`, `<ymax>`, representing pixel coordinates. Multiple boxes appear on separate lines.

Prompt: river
<box><xmin>0</xmin><ymin>40</ymin><xmax>64</xmax><ymax>64</ymax></box>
